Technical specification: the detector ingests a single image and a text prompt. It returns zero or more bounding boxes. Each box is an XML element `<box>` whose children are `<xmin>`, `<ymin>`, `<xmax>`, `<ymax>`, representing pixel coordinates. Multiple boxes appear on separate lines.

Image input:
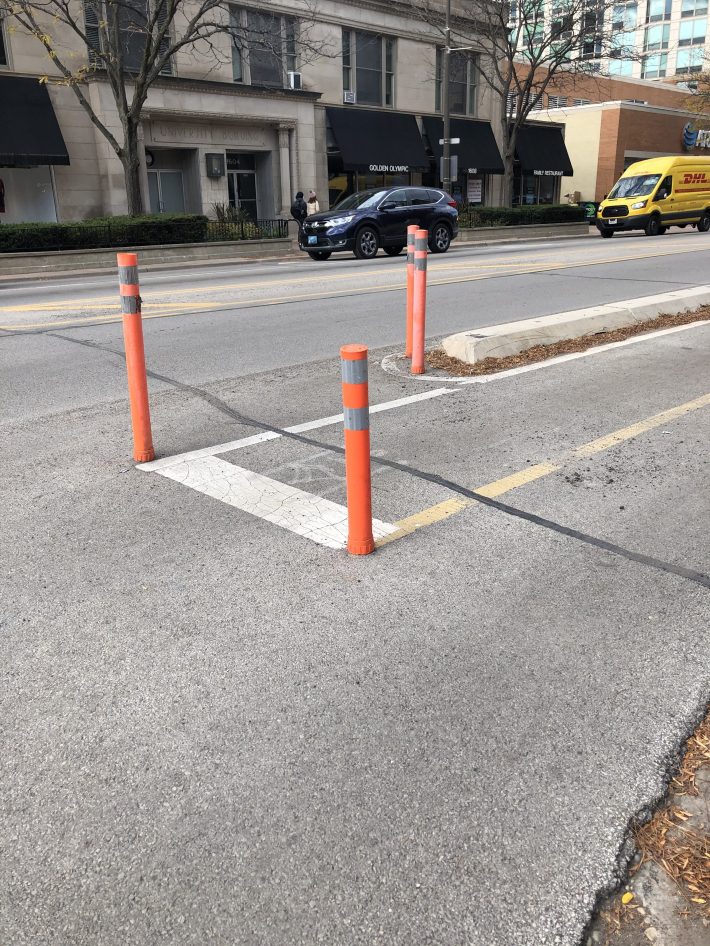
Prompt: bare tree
<box><xmin>409</xmin><ymin>0</ymin><xmax>637</xmax><ymax>204</ymax></box>
<box><xmin>1</xmin><ymin>0</ymin><xmax>328</xmax><ymax>214</ymax></box>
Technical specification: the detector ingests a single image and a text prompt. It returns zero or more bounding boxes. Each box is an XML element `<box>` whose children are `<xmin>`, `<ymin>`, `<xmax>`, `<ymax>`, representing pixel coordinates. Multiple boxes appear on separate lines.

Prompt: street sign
<box><xmin>439</xmin><ymin>138</ymin><xmax>461</xmax><ymax>144</ymax></box>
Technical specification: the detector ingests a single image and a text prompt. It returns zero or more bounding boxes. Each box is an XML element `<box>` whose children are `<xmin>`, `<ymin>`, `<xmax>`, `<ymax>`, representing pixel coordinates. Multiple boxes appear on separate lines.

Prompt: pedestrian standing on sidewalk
<box><xmin>307</xmin><ymin>191</ymin><xmax>320</xmax><ymax>216</ymax></box>
<box><xmin>291</xmin><ymin>191</ymin><xmax>308</xmax><ymax>240</ymax></box>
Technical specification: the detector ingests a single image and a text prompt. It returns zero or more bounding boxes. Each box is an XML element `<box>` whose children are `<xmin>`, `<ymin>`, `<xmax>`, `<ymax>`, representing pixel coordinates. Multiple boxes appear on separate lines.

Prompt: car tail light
<box><xmin>447</xmin><ymin>199</ymin><xmax>457</xmax><ymax>208</ymax></box>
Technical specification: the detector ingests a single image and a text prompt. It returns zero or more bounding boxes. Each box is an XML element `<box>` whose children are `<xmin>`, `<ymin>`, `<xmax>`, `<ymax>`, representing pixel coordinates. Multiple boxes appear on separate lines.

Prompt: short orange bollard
<box><xmin>117</xmin><ymin>252</ymin><xmax>155</xmax><ymax>463</ymax></box>
<box><xmin>340</xmin><ymin>344</ymin><xmax>375</xmax><ymax>555</ymax></box>
<box><xmin>411</xmin><ymin>229</ymin><xmax>428</xmax><ymax>375</ymax></box>
<box><xmin>405</xmin><ymin>224</ymin><xmax>418</xmax><ymax>358</ymax></box>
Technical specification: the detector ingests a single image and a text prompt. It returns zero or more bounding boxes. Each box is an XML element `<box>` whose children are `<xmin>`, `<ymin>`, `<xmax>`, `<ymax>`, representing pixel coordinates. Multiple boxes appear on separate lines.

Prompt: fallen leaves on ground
<box><xmin>426</xmin><ymin>307</ymin><xmax>710</xmax><ymax>377</ymax></box>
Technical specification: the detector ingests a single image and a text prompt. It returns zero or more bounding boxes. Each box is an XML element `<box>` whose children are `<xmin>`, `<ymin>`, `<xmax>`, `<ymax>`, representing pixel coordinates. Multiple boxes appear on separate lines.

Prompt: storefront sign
<box><xmin>151</xmin><ymin>122</ymin><xmax>268</xmax><ymax>148</ymax></box>
<box><xmin>368</xmin><ymin>164</ymin><xmax>409</xmax><ymax>172</ymax></box>
<box><xmin>533</xmin><ymin>169</ymin><xmax>564</xmax><ymax>176</ymax></box>
<box><xmin>467</xmin><ymin>177</ymin><xmax>483</xmax><ymax>203</ymax></box>
<box><xmin>683</xmin><ymin>122</ymin><xmax>710</xmax><ymax>151</ymax></box>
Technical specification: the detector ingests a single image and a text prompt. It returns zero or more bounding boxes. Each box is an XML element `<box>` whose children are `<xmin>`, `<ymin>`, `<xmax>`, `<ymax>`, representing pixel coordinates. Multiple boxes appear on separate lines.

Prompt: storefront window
<box><xmin>513</xmin><ymin>171</ymin><xmax>560</xmax><ymax>205</ymax></box>
<box><xmin>0</xmin><ymin>19</ymin><xmax>7</xmax><ymax>66</ymax></box>
<box><xmin>341</xmin><ymin>30</ymin><xmax>395</xmax><ymax>107</ymax></box>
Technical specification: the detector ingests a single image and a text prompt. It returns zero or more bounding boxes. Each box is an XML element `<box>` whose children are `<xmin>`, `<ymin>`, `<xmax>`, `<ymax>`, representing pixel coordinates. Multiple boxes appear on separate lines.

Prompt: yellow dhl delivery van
<box><xmin>596</xmin><ymin>156</ymin><xmax>710</xmax><ymax>238</ymax></box>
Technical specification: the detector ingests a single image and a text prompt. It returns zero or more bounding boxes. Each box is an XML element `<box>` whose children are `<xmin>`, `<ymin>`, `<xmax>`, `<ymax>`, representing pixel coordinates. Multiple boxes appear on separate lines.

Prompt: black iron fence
<box><xmin>206</xmin><ymin>218</ymin><xmax>289</xmax><ymax>242</ymax></box>
<box><xmin>0</xmin><ymin>213</ymin><xmax>289</xmax><ymax>254</ymax></box>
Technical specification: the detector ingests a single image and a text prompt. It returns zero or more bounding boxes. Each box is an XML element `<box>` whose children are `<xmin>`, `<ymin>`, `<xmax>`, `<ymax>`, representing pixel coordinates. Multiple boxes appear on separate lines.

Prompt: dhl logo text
<box><xmin>681</xmin><ymin>172</ymin><xmax>708</xmax><ymax>184</ymax></box>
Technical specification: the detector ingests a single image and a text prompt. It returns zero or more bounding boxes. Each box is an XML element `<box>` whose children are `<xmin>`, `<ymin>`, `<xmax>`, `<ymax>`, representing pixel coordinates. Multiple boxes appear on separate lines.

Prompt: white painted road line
<box><xmin>158</xmin><ymin>455</ymin><xmax>397</xmax><ymax>550</ymax></box>
<box><xmin>139</xmin><ymin>386</ymin><xmax>454</xmax><ymax>472</ymax></box>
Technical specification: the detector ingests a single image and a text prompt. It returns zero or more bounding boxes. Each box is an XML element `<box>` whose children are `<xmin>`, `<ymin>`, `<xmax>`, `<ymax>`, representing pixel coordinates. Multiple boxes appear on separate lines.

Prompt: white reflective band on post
<box><xmin>120</xmin><ymin>295</ymin><xmax>140</xmax><ymax>314</ymax></box>
<box><xmin>415</xmin><ymin>256</ymin><xmax>427</xmax><ymax>271</ymax></box>
<box><xmin>415</xmin><ymin>236</ymin><xmax>428</xmax><ymax>252</ymax></box>
<box><xmin>341</xmin><ymin>359</ymin><xmax>368</xmax><ymax>384</ymax></box>
<box><xmin>119</xmin><ymin>265</ymin><xmax>138</xmax><ymax>285</ymax></box>
<box><xmin>344</xmin><ymin>406</ymin><xmax>369</xmax><ymax>430</ymax></box>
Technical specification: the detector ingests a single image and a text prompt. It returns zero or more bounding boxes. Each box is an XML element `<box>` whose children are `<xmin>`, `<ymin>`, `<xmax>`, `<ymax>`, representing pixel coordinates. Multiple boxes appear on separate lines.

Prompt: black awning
<box><xmin>0</xmin><ymin>76</ymin><xmax>70</xmax><ymax>167</ymax></box>
<box><xmin>514</xmin><ymin>123</ymin><xmax>572</xmax><ymax>176</ymax></box>
<box><xmin>326</xmin><ymin>106</ymin><xmax>428</xmax><ymax>173</ymax></box>
<box><xmin>422</xmin><ymin>116</ymin><xmax>504</xmax><ymax>174</ymax></box>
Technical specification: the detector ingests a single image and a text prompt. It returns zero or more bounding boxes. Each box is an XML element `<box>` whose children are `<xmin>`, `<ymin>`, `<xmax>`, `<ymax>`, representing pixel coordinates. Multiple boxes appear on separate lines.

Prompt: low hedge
<box><xmin>458</xmin><ymin>204</ymin><xmax>587</xmax><ymax>228</ymax></box>
<box><xmin>0</xmin><ymin>213</ymin><xmax>209</xmax><ymax>253</ymax></box>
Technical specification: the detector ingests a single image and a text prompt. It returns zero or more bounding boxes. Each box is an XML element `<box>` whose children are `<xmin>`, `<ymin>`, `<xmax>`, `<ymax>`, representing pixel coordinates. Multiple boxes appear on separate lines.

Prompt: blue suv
<box><xmin>299</xmin><ymin>186</ymin><xmax>459</xmax><ymax>261</ymax></box>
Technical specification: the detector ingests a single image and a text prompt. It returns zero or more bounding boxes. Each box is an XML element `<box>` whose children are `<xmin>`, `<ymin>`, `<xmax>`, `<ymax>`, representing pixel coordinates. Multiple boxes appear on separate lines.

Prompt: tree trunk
<box><xmin>121</xmin><ymin>120</ymin><xmax>144</xmax><ymax>216</ymax></box>
<box><xmin>501</xmin><ymin>149</ymin><xmax>515</xmax><ymax>208</ymax></box>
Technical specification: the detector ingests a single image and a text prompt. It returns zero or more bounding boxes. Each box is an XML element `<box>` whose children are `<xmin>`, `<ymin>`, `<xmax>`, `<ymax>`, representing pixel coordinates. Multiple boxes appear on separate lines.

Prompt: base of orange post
<box><xmin>348</xmin><ymin>536</ymin><xmax>375</xmax><ymax>555</ymax></box>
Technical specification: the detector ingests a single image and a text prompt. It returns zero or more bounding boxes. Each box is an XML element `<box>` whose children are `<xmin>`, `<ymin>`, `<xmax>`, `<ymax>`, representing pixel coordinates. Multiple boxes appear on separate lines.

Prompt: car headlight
<box><xmin>325</xmin><ymin>215</ymin><xmax>355</xmax><ymax>228</ymax></box>
<box><xmin>631</xmin><ymin>200</ymin><xmax>647</xmax><ymax>210</ymax></box>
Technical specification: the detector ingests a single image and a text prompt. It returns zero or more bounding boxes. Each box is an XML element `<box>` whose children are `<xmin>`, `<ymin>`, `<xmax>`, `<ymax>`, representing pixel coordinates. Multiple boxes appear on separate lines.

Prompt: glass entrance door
<box><xmin>148</xmin><ymin>170</ymin><xmax>185</xmax><ymax>213</ymax></box>
<box><xmin>226</xmin><ymin>153</ymin><xmax>258</xmax><ymax>220</ymax></box>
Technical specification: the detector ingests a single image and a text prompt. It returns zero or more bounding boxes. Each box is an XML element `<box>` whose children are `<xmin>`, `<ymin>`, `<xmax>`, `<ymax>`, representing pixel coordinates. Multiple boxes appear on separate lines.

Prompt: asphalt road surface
<box><xmin>2</xmin><ymin>229</ymin><xmax>709</xmax><ymax>946</ymax></box>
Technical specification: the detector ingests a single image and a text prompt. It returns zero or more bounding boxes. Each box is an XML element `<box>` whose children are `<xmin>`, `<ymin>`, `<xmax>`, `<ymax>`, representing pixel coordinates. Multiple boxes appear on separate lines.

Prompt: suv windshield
<box><xmin>608</xmin><ymin>174</ymin><xmax>661</xmax><ymax>199</ymax></box>
<box><xmin>333</xmin><ymin>190</ymin><xmax>388</xmax><ymax>211</ymax></box>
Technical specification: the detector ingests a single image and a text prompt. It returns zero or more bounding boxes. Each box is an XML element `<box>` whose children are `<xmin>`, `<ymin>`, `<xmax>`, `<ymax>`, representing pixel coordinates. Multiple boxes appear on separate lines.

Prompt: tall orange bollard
<box><xmin>405</xmin><ymin>224</ymin><xmax>418</xmax><ymax>358</ymax></box>
<box><xmin>340</xmin><ymin>344</ymin><xmax>375</xmax><ymax>555</ymax></box>
<box><xmin>411</xmin><ymin>229</ymin><xmax>428</xmax><ymax>375</ymax></box>
<box><xmin>117</xmin><ymin>252</ymin><xmax>155</xmax><ymax>463</ymax></box>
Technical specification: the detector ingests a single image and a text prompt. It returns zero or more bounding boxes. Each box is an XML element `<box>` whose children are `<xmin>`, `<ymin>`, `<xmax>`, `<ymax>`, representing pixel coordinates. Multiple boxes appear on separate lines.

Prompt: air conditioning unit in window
<box><xmin>288</xmin><ymin>71</ymin><xmax>302</xmax><ymax>90</ymax></box>
<box><xmin>343</xmin><ymin>90</ymin><xmax>357</xmax><ymax>104</ymax></box>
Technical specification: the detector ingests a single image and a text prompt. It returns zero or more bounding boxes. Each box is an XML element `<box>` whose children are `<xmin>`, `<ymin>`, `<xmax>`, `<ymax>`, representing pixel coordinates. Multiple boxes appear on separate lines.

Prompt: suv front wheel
<box><xmin>354</xmin><ymin>225</ymin><xmax>380</xmax><ymax>259</ymax></box>
<box><xmin>429</xmin><ymin>222</ymin><xmax>452</xmax><ymax>253</ymax></box>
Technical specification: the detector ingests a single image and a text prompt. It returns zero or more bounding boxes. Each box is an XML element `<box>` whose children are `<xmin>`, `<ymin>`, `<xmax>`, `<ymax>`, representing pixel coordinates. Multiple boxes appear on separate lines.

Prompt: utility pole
<box><xmin>442</xmin><ymin>0</ymin><xmax>452</xmax><ymax>193</ymax></box>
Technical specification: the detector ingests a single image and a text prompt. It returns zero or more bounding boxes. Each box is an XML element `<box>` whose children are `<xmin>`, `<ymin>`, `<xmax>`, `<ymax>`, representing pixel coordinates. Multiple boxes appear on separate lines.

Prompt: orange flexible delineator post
<box><xmin>411</xmin><ymin>229</ymin><xmax>428</xmax><ymax>376</ymax></box>
<box><xmin>117</xmin><ymin>252</ymin><xmax>155</xmax><ymax>463</ymax></box>
<box><xmin>405</xmin><ymin>224</ymin><xmax>418</xmax><ymax>358</ymax></box>
<box><xmin>340</xmin><ymin>344</ymin><xmax>375</xmax><ymax>555</ymax></box>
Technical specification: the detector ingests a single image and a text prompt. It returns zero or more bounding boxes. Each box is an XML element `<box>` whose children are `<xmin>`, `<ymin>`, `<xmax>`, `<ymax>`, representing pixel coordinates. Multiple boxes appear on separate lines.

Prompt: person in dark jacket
<box><xmin>290</xmin><ymin>191</ymin><xmax>308</xmax><ymax>238</ymax></box>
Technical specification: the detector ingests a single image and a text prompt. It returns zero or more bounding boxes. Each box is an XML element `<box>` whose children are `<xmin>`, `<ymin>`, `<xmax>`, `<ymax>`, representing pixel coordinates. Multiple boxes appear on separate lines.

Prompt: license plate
<box><xmin>607</xmin><ymin>218</ymin><xmax>617</xmax><ymax>225</ymax></box>
<box><xmin>307</xmin><ymin>235</ymin><xmax>318</xmax><ymax>245</ymax></box>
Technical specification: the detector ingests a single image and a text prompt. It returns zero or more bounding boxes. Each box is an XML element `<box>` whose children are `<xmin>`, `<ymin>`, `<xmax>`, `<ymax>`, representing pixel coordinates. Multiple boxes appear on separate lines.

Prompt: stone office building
<box><xmin>0</xmin><ymin>0</ymin><xmax>570</xmax><ymax>222</ymax></box>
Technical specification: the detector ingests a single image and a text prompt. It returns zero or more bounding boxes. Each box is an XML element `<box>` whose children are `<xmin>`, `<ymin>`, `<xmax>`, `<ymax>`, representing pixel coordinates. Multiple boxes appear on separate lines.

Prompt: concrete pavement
<box><xmin>1</xmin><ymin>232</ymin><xmax>709</xmax><ymax>945</ymax></box>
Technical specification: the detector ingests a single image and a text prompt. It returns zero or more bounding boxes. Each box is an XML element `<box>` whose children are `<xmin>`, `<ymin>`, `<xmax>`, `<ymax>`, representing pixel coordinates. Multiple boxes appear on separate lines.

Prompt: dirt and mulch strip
<box><xmin>586</xmin><ymin>707</ymin><xmax>710</xmax><ymax>945</ymax></box>
<box><xmin>425</xmin><ymin>308</ymin><xmax>710</xmax><ymax>378</ymax></box>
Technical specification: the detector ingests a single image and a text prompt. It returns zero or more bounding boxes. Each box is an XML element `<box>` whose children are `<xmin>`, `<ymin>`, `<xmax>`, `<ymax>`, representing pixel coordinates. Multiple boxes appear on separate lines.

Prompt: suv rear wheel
<box><xmin>429</xmin><ymin>222</ymin><xmax>452</xmax><ymax>253</ymax></box>
<box><xmin>354</xmin><ymin>225</ymin><xmax>379</xmax><ymax>259</ymax></box>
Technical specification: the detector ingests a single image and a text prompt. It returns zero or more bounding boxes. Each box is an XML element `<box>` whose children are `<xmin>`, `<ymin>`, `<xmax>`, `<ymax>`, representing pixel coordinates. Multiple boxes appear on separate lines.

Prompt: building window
<box><xmin>435</xmin><ymin>49</ymin><xmax>478</xmax><ymax>115</ymax></box>
<box><xmin>608</xmin><ymin>55</ymin><xmax>634</xmax><ymax>74</ymax></box>
<box><xmin>612</xmin><ymin>2</ymin><xmax>638</xmax><ymax>29</ymax></box>
<box><xmin>682</xmin><ymin>0</ymin><xmax>708</xmax><ymax>15</ymax></box>
<box><xmin>548</xmin><ymin>95</ymin><xmax>569</xmax><ymax>107</ymax></box>
<box><xmin>0</xmin><ymin>19</ymin><xmax>7</xmax><ymax>66</ymax></box>
<box><xmin>641</xmin><ymin>51</ymin><xmax>668</xmax><ymax>76</ymax></box>
<box><xmin>341</xmin><ymin>29</ymin><xmax>394</xmax><ymax>107</ymax></box>
<box><xmin>83</xmin><ymin>0</ymin><xmax>172</xmax><ymax>74</ymax></box>
<box><xmin>676</xmin><ymin>46</ymin><xmax>705</xmax><ymax>71</ymax></box>
<box><xmin>231</xmin><ymin>7</ymin><xmax>297</xmax><ymax>87</ymax></box>
<box><xmin>679</xmin><ymin>16</ymin><xmax>706</xmax><ymax>43</ymax></box>
<box><xmin>646</xmin><ymin>0</ymin><xmax>672</xmax><ymax>20</ymax></box>
<box><xmin>644</xmin><ymin>23</ymin><xmax>670</xmax><ymax>48</ymax></box>
<box><xmin>573</xmin><ymin>97</ymin><xmax>592</xmax><ymax>104</ymax></box>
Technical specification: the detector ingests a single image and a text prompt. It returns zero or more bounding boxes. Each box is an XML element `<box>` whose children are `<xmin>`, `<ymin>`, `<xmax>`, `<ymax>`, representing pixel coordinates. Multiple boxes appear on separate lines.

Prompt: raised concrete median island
<box><xmin>440</xmin><ymin>286</ymin><xmax>710</xmax><ymax>366</ymax></box>
<box><xmin>457</xmin><ymin>220</ymin><xmax>591</xmax><ymax>243</ymax></box>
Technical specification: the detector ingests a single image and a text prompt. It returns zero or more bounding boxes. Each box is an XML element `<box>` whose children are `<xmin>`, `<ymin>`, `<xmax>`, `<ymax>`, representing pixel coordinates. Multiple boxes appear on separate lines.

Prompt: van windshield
<box><xmin>608</xmin><ymin>174</ymin><xmax>661</xmax><ymax>199</ymax></box>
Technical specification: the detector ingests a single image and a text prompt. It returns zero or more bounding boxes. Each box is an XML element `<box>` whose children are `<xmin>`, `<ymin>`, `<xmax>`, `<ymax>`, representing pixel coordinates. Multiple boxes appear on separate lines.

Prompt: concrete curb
<box><xmin>441</xmin><ymin>285</ymin><xmax>710</xmax><ymax>364</ymax></box>
<box><xmin>458</xmin><ymin>221</ymin><xmax>590</xmax><ymax>243</ymax></box>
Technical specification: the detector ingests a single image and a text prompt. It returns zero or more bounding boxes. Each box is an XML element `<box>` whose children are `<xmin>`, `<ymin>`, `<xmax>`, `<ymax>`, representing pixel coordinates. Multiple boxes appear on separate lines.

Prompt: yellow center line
<box><xmin>1</xmin><ymin>242</ymin><xmax>705</xmax><ymax>318</ymax></box>
<box><xmin>376</xmin><ymin>392</ymin><xmax>710</xmax><ymax>547</ymax></box>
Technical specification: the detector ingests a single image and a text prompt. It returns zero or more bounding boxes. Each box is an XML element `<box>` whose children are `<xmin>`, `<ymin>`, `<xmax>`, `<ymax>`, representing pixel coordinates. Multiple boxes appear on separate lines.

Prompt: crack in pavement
<box><xmin>47</xmin><ymin>330</ymin><xmax>710</xmax><ymax>590</ymax></box>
